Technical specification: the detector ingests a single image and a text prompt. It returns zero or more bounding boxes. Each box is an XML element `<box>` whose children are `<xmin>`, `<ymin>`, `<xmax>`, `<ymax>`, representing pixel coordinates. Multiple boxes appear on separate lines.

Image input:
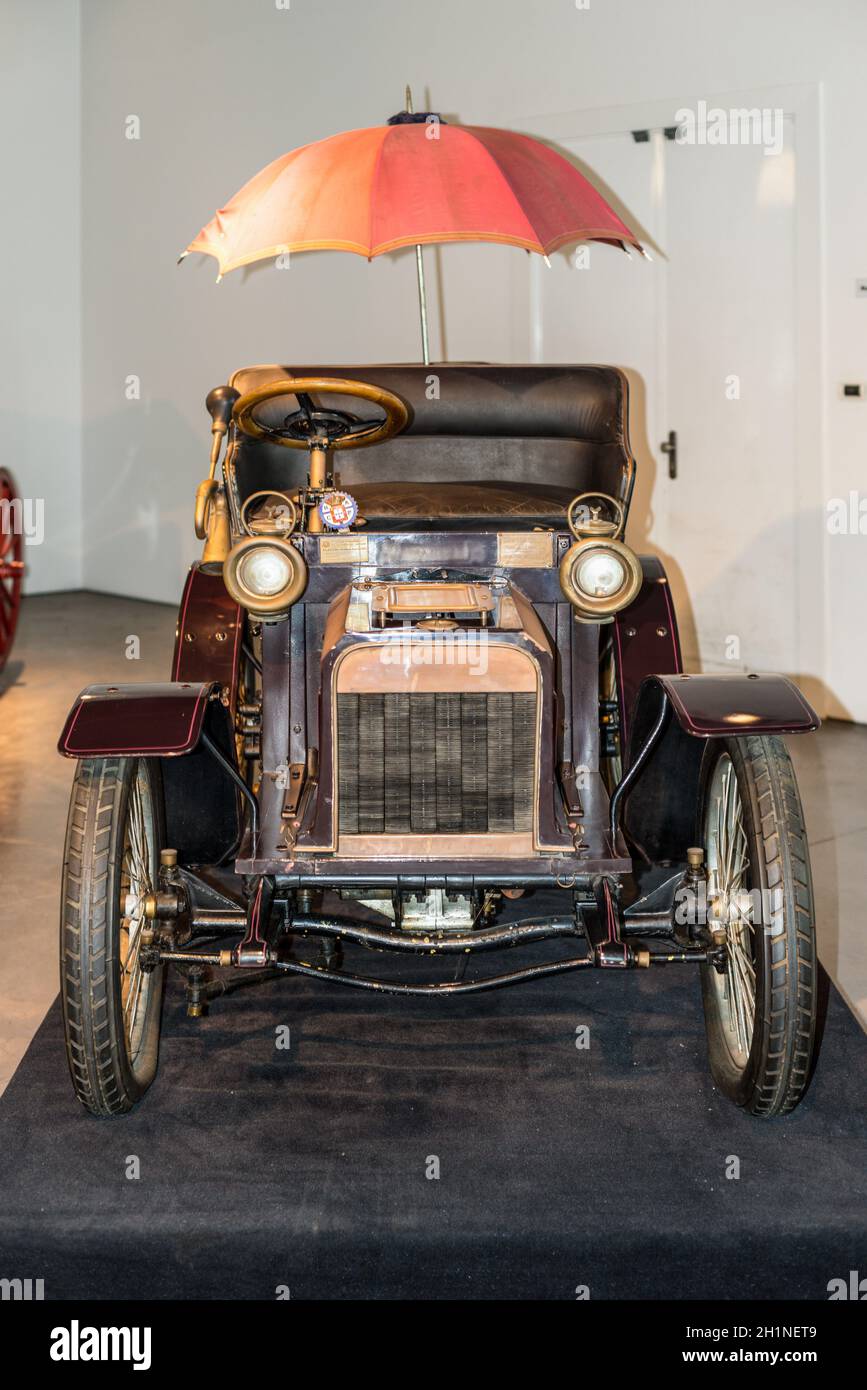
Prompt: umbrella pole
<box><xmin>402</xmin><ymin>85</ymin><xmax>431</xmax><ymax>365</ymax></box>
<box><xmin>415</xmin><ymin>243</ymin><xmax>430</xmax><ymax>365</ymax></box>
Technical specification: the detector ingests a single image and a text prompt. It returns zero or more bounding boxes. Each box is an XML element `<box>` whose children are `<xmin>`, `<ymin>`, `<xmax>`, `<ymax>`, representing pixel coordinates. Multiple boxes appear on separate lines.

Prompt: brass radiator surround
<box><xmin>280</xmin><ymin>578</ymin><xmax>578</xmax><ymax>862</ymax></box>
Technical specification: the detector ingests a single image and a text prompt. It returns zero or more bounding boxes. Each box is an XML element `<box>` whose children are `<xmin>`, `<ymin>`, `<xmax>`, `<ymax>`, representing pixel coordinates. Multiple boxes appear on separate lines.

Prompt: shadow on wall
<box><xmin>614</xmin><ymin>371</ymin><xmax>846</xmax><ymax>720</ymax></box>
<box><xmin>677</xmin><ymin>505</ymin><xmax>847</xmax><ymax>720</ymax></box>
<box><xmin>618</xmin><ymin>366</ymin><xmax>701</xmax><ymax>674</ymax></box>
<box><xmin>80</xmin><ymin>400</ymin><xmax>202</xmax><ymax>604</ymax></box>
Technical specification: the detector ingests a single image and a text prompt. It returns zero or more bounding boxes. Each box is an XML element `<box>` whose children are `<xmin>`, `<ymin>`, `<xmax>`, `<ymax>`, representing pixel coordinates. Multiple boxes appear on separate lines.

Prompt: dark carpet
<box><xmin>0</xmin><ymin>933</ymin><xmax>864</xmax><ymax>1301</ymax></box>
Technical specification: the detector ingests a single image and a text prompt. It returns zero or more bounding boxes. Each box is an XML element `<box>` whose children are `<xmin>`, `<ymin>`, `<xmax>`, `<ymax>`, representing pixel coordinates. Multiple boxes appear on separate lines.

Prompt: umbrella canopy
<box><xmin>182</xmin><ymin>103</ymin><xmax>644</xmax><ymax>362</ymax></box>
<box><xmin>184</xmin><ymin>117</ymin><xmax>641</xmax><ymax>273</ymax></box>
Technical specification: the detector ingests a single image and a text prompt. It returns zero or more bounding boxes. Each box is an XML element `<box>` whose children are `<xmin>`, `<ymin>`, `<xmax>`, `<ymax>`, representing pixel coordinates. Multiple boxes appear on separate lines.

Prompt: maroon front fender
<box><xmin>58</xmin><ymin>682</ymin><xmax>219</xmax><ymax>759</ymax></box>
<box><xmin>621</xmin><ymin>673</ymin><xmax>819</xmax><ymax>865</ymax></box>
<box><xmin>172</xmin><ymin>564</ymin><xmax>243</xmax><ymax>706</ymax></box>
<box><xmin>640</xmin><ymin>672</ymin><xmax>820</xmax><ymax>737</ymax></box>
<box><xmin>613</xmin><ymin>556</ymin><xmax>682</xmax><ymax>746</ymax></box>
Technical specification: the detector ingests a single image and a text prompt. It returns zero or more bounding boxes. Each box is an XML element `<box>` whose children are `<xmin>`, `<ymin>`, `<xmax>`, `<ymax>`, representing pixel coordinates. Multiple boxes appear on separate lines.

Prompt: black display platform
<box><xmin>0</xmin><ymin>934</ymin><xmax>864</xmax><ymax>1301</ymax></box>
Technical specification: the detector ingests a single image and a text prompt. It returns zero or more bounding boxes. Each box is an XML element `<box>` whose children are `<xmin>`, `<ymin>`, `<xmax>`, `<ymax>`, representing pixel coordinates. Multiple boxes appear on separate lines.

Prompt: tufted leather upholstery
<box><xmin>228</xmin><ymin>363</ymin><xmax>634</xmax><ymax>529</ymax></box>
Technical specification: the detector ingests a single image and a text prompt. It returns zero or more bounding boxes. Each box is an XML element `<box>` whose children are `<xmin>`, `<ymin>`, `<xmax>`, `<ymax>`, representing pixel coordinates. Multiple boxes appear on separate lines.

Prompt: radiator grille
<box><xmin>337</xmin><ymin>692</ymin><xmax>536</xmax><ymax>835</ymax></box>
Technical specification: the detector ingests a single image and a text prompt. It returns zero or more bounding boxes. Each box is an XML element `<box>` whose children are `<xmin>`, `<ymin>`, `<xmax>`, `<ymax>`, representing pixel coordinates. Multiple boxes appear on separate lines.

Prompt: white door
<box><xmin>507</xmin><ymin>116</ymin><xmax>800</xmax><ymax>677</ymax></box>
<box><xmin>662</xmin><ymin>120</ymin><xmax>797</xmax><ymax>673</ymax></box>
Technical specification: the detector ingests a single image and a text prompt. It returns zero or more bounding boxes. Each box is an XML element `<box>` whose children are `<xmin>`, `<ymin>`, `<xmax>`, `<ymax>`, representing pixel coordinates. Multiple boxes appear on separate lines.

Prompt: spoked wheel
<box><xmin>0</xmin><ymin>467</ymin><xmax>24</xmax><ymax>671</ymax></box>
<box><xmin>698</xmin><ymin>736</ymin><xmax>817</xmax><ymax>1116</ymax></box>
<box><xmin>61</xmin><ymin>758</ymin><xmax>166</xmax><ymax>1115</ymax></box>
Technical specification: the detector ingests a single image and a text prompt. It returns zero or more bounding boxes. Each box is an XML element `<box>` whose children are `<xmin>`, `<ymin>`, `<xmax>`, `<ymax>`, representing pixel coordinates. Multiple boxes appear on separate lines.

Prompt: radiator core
<box><xmin>336</xmin><ymin>691</ymin><xmax>536</xmax><ymax>835</ymax></box>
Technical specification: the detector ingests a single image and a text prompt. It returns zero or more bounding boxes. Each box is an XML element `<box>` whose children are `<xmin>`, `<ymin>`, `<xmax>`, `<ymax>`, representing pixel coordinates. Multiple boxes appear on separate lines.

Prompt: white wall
<box><xmin>0</xmin><ymin>0</ymin><xmax>81</xmax><ymax>592</ymax></box>
<box><xmin>69</xmin><ymin>0</ymin><xmax>867</xmax><ymax>720</ymax></box>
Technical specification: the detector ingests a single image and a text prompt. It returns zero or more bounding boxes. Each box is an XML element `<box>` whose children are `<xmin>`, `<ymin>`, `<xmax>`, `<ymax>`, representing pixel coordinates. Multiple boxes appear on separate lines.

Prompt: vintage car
<box><xmin>58</xmin><ymin>365</ymin><xmax>820</xmax><ymax>1118</ymax></box>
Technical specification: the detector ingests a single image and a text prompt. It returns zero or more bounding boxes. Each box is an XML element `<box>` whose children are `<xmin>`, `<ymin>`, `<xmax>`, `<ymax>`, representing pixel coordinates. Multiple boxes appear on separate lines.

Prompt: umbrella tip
<box><xmin>177</xmin><ymin>250</ymin><xmax>188</xmax><ymax>265</ymax></box>
<box><xmin>405</xmin><ymin>84</ymin><xmax>413</xmax><ymax>114</ymax></box>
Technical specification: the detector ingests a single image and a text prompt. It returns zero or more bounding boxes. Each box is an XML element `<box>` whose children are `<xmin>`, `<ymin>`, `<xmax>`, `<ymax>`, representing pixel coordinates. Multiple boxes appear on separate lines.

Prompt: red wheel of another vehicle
<box><xmin>0</xmin><ymin>467</ymin><xmax>24</xmax><ymax>671</ymax></box>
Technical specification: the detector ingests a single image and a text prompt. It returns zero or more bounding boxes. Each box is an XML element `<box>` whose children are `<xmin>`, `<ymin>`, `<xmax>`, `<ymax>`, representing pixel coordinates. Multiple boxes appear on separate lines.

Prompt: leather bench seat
<box><xmin>228</xmin><ymin>363</ymin><xmax>635</xmax><ymax>530</ymax></box>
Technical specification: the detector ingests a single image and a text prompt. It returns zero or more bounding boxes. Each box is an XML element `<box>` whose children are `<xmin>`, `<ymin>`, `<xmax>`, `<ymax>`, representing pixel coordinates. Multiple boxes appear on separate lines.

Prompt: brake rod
<box><xmin>270</xmin><ymin>955</ymin><xmax>594</xmax><ymax>994</ymax></box>
<box><xmin>158</xmin><ymin>947</ymin><xmax>708</xmax><ymax>986</ymax></box>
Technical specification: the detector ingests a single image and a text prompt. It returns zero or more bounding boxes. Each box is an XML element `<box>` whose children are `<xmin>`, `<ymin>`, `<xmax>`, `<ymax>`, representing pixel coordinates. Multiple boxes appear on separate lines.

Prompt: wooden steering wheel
<box><xmin>232</xmin><ymin>377</ymin><xmax>409</xmax><ymax>451</ymax></box>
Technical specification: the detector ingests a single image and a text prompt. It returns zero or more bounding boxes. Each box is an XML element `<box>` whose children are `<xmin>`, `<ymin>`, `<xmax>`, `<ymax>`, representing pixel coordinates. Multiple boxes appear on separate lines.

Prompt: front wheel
<box><xmin>698</xmin><ymin>736</ymin><xmax>817</xmax><ymax>1117</ymax></box>
<box><xmin>60</xmin><ymin>757</ymin><xmax>166</xmax><ymax>1116</ymax></box>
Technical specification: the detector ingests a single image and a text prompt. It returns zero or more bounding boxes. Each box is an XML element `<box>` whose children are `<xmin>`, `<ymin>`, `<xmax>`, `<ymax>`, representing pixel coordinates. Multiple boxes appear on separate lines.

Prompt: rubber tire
<box><xmin>60</xmin><ymin>757</ymin><xmax>165</xmax><ymax>1116</ymax></box>
<box><xmin>698</xmin><ymin>736</ymin><xmax>817</xmax><ymax>1117</ymax></box>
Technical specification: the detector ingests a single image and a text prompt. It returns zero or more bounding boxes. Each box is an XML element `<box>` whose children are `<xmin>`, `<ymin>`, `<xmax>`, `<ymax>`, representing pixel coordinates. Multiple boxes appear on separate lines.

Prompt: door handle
<box><xmin>660</xmin><ymin>429</ymin><xmax>677</xmax><ymax>479</ymax></box>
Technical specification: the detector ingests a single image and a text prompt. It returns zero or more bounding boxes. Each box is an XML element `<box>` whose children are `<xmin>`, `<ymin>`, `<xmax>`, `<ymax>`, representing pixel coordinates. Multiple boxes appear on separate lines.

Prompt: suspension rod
<box><xmin>289</xmin><ymin>912</ymin><xmax>580</xmax><ymax>954</ymax></box>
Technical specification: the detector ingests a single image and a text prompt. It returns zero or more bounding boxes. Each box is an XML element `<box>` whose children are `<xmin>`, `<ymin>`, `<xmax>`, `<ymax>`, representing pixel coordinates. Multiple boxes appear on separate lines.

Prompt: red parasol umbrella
<box><xmin>182</xmin><ymin>90</ymin><xmax>643</xmax><ymax>362</ymax></box>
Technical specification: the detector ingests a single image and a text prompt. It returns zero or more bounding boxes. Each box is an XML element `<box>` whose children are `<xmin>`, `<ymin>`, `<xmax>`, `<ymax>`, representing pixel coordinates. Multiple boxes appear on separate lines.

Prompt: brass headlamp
<box><xmin>559</xmin><ymin>492</ymin><xmax>642</xmax><ymax>622</ymax></box>
<box><xmin>223</xmin><ymin>534</ymin><xmax>307</xmax><ymax>619</ymax></box>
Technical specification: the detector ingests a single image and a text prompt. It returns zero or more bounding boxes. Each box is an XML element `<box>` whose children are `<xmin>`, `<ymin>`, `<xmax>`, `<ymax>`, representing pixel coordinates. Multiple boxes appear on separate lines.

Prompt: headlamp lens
<box><xmin>237</xmin><ymin>545</ymin><xmax>294</xmax><ymax>597</ymax></box>
<box><xmin>573</xmin><ymin>549</ymin><xmax>627</xmax><ymax>598</ymax></box>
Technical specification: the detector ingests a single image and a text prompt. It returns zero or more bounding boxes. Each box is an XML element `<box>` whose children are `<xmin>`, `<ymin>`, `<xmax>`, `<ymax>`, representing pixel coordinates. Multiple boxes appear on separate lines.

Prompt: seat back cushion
<box><xmin>228</xmin><ymin>363</ymin><xmax>634</xmax><ymax>513</ymax></box>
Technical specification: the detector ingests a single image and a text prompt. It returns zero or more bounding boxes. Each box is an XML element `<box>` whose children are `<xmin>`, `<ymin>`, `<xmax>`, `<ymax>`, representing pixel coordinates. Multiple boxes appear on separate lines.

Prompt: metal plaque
<box><xmin>319</xmin><ymin>535</ymin><xmax>369</xmax><ymax>564</ymax></box>
<box><xmin>497</xmin><ymin>532</ymin><xmax>554</xmax><ymax>567</ymax></box>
